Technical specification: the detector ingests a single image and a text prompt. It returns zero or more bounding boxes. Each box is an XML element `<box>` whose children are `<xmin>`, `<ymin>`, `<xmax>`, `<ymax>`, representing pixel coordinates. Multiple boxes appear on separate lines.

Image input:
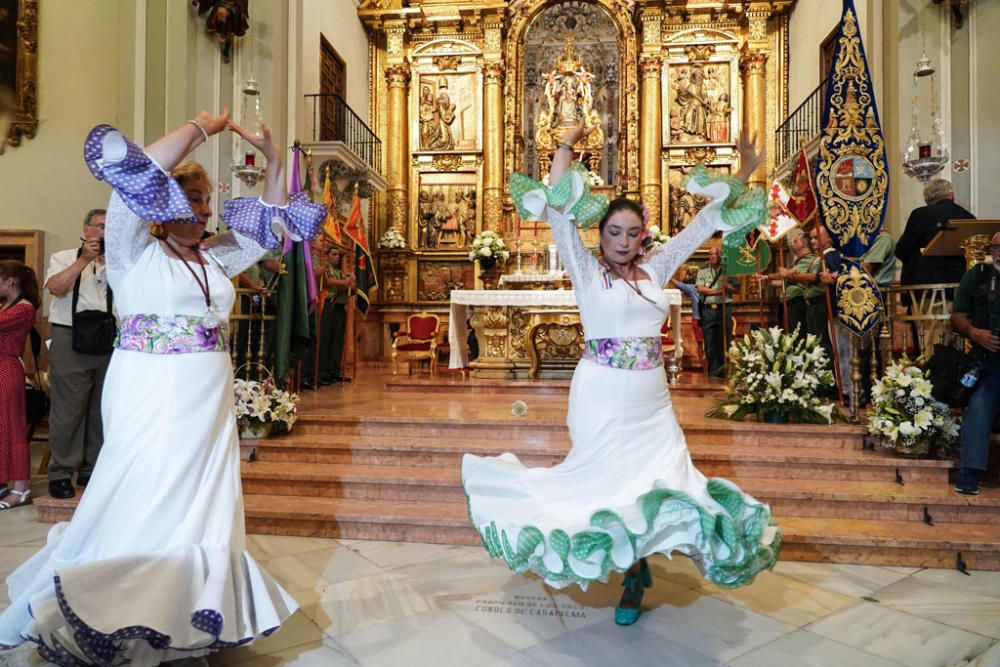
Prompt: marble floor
<box><xmin>1</xmin><ymin>510</ymin><xmax>999</xmax><ymax>667</ymax></box>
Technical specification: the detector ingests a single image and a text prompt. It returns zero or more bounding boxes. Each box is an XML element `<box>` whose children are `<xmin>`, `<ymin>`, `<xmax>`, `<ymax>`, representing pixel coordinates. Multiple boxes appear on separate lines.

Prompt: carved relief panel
<box><xmin>410</xmin><ymin>40</ymin><xmax>483</xmax><ymax>154</ymax></box>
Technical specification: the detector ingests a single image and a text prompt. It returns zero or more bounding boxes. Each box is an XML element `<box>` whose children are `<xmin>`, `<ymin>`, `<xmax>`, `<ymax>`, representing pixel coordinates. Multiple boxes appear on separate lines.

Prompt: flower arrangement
<box><xmin>234</xmin><ymin>378</ymin><xmax>299</xmax><ymax>437</ymax></box>
<box><xmin>468</xmin><ymin>230</ymin><xmax>510</xmax><ymax>266</ymax></box>
<box><xmin>378</xmin><ymin>228</ymin><xmax>406</xmax><ymax>250</ymax></box>
<box><xmin>707</xmin><ymin>326</ymin><xmax>841</xmax><ymax>424</ymax></box>
<box><xmin>643</xmin><ymin>224</ymin><xmax>671</xmax><ymax>251</ymax></box>
<box><xmin>868</xmin><ymin>356</ymin><xmax>958</xmax><ymax>457</ymax></box>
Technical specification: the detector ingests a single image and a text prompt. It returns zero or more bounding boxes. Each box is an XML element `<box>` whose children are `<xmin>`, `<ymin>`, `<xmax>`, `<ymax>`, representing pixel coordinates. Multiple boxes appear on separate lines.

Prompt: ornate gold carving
<box><xmin>685</xmin><ymin>147</ymin><xmax>717</xmax><ymax>164</ymax></box>
<box><xmin>482</xmin><ymin>62</ymin><xmax>504</xmax><ymax>85</ymax></box>
<box><xmin>387</xmin><ymin>189</ymin><xmax>408</xmax><ymax>232</ymax></box>
<box><xmin>739</xmin><ymin>50</ymin><xmax>768</xmax><ymax>76</ymax></box>
<box><xmin>483</xmin><ymin>189</ymin><xmax>503</xmax><ymax>232</ymax></box>
<box><xmin>484</xmin><ymin>23</ymin><xmax>503</xmax><ymax>54</ymax></box>
<box><xmin>684</xmin><ymin>44</ymin><xmax>716</xmax><ymax>62</ymax></box>
<box><xmin>432</xmin><ymin>55</ymin><xmax>461</xmax><ymax>71</ymax></box>
<box><xmin>431</xmin><ymin>154</ymin><xmax>463</xmax><ymax>171</ymax></box>
<box><xmin>385</xmin><ymin>63</ymin><xmax>411</xmax><ymax>87</ymax></box>
<box><xmin>4</xmin><ymin>0</ymin><xmax>39</xmax><ymax>150</ymax></box>
<box><xmin>527</xmin><ymin>319</ymin><xmax>584</xmax><ymax>379</ymax></box>
<box><xmin>378</xmin><ymin>251</ymin><xmax>409</xmax><ymax>302</ymax></box>
<box><xmin>640</xmin><ymin>11</ymin><xmax>661</xmax><ymax>45</ymax></box>
<box><xmin>748</xmin><ymin>16</ymin><xmax>768</xmax><ymax>42</ymax></box>
<box><xmin>386</xmin><ymin>26</ymin><xmax>405</xmax><ymax>56</ymax></box>
<box><xmin>641</xmin><ymin>187</ymin><xmax>661</xmax><ymax>230</ymax></box>
<box><xmin>639</xmin><ymin>55</ymin><xmax>662</xmax><ymax>78</ymax></box>
<box><xmin>509</xmin><ymin>308</ymin><xmax>530</xmax><ymax>358</ymax></box>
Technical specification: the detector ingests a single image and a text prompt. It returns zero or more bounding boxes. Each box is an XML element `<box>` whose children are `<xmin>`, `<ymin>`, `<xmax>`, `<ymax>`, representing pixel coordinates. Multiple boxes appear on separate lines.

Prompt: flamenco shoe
<box><xmin>0</xmin><ymin>489</ymin><xmax>32</xmax><ymax>510</ymax></box>
<box><xmin>638</xmin><ymin>558</ymin><xmax>653</xmax><ymax>588</ymax></box>
<box><xmin>614</xmin><ymin>571</ymin><xmax>645</xmax><ymax>626</ymax></box>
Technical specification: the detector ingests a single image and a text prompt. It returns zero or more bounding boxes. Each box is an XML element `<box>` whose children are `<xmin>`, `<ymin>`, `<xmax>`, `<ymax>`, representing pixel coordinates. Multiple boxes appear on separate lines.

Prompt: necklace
<box><xmin>600</xmin><ymin>258</ymin><xmax>666</xmax><ymax>312</ymax></box>
<box><xmin>163</xmin><ymin>238</ymin><xmax>220</xmax><ymax>329</ymax></box>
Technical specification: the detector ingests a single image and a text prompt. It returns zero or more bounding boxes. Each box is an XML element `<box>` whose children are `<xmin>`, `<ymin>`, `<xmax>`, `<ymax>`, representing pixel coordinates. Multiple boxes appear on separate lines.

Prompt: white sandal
<box><xmin>0</xmin><ymin>489</ymin><xmax>31</xmax><ymax>509</ymax></box>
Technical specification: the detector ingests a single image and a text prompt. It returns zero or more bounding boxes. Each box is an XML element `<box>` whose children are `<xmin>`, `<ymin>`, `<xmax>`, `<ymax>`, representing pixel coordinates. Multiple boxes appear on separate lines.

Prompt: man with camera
<box><xmin>43</xmin><ymin>208</ymin><xmax>114</xmax><ymax>499</ymax></box>
<box><xmin>950</xmin><ymin>231</ymin><xmax>1000</xmax><ymax>495</ymax></box>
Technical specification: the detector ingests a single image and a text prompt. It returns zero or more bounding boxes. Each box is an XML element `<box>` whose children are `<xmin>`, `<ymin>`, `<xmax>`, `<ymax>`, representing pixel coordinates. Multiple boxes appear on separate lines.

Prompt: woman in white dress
<box><xmin>0</xmin><ymin>110</ymin><xmax>324</xmax><ymax>665</ymax></box>
<box><xmin>462</xmin><ymin>121</ymin><xmax>781</xmax><ymax>625</ymax></box>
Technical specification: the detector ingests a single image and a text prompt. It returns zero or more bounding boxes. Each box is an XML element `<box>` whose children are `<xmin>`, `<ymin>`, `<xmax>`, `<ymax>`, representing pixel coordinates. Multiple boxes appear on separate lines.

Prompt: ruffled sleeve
<box><xmin>219</xmin><ymin>191</ymin><xmax>325</xmax><ymax>250</ymax></box>
<box><xmin>643</xmin><ymin>166</ymin><xmax>767</xmax><ymax>284</ymax></box>
<box><xmin>510</xmin><ymin>164</ymin><xmax>609</xmax><ymax>288</ymax></box>
<box><xmin>203</xmin><ymin>231</ymin><xmax>270</xmax><ymax>279</ymax></box>
<box><xmin>83</xmin><ymin>124</ymin><xmax>198</xmax><ymax>223</ymax></box>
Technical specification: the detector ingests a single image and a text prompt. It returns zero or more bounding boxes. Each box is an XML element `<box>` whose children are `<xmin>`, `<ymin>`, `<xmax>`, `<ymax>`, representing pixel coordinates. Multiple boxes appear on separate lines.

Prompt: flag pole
<box><xmin>777</xmin><ymin>242</ymin><xmax>789</xmax><ymax>331</ymax></box>
<box><xmin>825</xmin><ymin>286</ymin><xmax>844</xmax><ymax>403</ymax></box>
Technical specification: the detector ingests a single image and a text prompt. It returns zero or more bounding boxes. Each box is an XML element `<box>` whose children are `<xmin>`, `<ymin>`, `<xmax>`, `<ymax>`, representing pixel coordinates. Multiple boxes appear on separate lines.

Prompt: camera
<box><xmin>98</xmin><ymin>238</ymin><xmax>105</xmax><ymax>255</ymax></box>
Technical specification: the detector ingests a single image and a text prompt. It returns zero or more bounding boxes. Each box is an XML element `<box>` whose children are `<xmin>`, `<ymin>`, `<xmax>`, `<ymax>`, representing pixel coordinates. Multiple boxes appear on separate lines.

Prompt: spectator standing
<box><xmin>0</xmin><ymin>260</ymin><xmax>40</xmax><ymax>510</ymax></box>
<box><xmin>43</xmin><ymin>209</ymin><xmax>112</xmax><ymax>499</ymax></box>
<box><xmin>696</xmin><ymin>246</ymin><xmax>739</xmax><ymax>378</ymax></box>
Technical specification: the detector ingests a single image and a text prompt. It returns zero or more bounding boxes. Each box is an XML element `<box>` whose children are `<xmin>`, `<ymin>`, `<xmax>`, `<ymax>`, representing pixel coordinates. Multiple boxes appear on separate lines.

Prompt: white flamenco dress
<box><xmin>0</xmin><ymin>126</ymin><xmax>322</xmax><ymax>666</ymax></box>
<box><xmin>463</xmin><ymin>165</ymin><xmax>781</xmax><ymax>590</ymax></box>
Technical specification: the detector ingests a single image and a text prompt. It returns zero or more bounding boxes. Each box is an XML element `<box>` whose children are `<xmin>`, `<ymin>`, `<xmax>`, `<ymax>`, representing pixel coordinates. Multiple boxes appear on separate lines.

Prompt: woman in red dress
<box><xmin>0</xmin><ymin>260</ymin><xmax>40</xmax><ymax>510</ymax></box>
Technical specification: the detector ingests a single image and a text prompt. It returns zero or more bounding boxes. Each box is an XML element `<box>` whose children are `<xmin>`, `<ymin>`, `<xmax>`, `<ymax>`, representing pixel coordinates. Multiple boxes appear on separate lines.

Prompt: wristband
<box><xmin>555</xmin><ymin>141</ymin><xmax>575</xmax><ymax>152</ymax></box>
<box><xmin>187</xmin><ymin>119</ymin><xmax>209</xmax><ymax>143</ymax></box>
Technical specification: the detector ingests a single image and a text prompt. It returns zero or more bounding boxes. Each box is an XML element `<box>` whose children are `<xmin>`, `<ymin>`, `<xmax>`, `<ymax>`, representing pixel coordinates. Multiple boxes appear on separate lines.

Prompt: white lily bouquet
<box><xmin>868</xmin><ymin>356</ymin><xmax>958</xmax><ymax>457</ymax></box>
<box><xmin>234</xmin><ymin>378</ymin><xmax>299</xmax><ymax>437</ymax></box>
<box><xmin>469</xmin><ymin>230</ymin><xmax>510</xmax><ymax>266</ymax></box>
<box><xmin>643</xmin><ymin>225</ymin><xmax>671</xmax><ymax>251</ymax></box>
<box><xmin>378</xmin><ymin>228</ymin><xmax>406</xmax><ymax>250</ymax></box>
<box><xmin>707</xmin><ymin>326</ymin><xmax>841</xmax><ymax>424</ymax></box>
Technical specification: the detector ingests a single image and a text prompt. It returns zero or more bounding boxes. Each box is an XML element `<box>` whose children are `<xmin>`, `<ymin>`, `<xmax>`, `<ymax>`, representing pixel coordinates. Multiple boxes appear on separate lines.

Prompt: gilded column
<box><xmin>739</xmin><ymin>49</ymin><xmax>769</xmax><ymax>187</ymax></box>
<box><xmin>384</xmin><ymin>62</ymin><xmax>411</xmax><ymax>234</ymax></box>
<box><xmin>482</xmin><ymin>62</ymin><xmax>505</xmax><ymax>233</ymax></box>
<box><xmin>639</xmin><ymin>55</ymin><xmax>663</xmax><ymax>231</ymax></box>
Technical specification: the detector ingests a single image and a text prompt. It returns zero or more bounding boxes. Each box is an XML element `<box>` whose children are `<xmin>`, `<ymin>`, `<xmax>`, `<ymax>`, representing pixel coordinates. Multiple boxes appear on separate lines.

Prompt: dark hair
<box><xmin>83</xmin><ymin>208</ymin><xmax>107</xmax><ymax>226</ymax></box>
<box><xmin>598</xmin><ymin>198</ymin><xmax>644</xmax><ymax>232</ymax></box>
<box><xmin>0</xmin><ymin>260</ymin><xmax>41</xmax><ymax>309</ymax></box>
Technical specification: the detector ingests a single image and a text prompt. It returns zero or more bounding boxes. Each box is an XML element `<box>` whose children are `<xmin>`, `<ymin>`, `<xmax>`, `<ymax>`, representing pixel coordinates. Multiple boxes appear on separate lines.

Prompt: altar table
<box><xmin>448</xmin><ymin>289</ymin><xmax>683</xmax><ymax>380</ymax></box>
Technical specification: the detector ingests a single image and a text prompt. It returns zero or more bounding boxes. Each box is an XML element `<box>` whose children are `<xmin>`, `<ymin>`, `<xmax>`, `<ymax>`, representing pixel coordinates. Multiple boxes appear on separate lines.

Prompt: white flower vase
<box><xmin>239</xmin><ymin>419</ymin><xmax>273</xmax><ymax>440</ymax></box>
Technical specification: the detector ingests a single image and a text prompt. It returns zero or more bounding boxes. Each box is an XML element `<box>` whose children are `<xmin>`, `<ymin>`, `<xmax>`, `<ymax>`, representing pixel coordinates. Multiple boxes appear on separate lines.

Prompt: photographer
<box><xmin>43</xmin><ymin>208</ymin><xmax>113</xmax><ymax>499</ymax></box>
<box><xmin>950</xmin><ymin>230</ymin><xmax>1000</xmax><ymax>495</ymax></box>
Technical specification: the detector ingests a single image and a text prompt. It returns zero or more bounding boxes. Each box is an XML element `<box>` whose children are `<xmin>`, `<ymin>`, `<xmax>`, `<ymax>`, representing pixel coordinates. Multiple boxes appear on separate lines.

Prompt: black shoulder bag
<box><xmin>24</xmin><ymin>327</ymin><xmax>50</xmax><ymax>425</ymax></box>
<box><xmin>71</xmin><ymin>251</ymin><xmax>116</xmax><ymax>355</ymax></box>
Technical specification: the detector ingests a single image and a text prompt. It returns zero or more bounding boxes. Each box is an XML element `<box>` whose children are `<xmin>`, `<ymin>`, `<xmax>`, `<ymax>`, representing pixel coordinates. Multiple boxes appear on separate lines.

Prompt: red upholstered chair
<box><xmin>392</xmin><ymin>312</ymin><xmax>441</xmax><ymax>375</ymax></box>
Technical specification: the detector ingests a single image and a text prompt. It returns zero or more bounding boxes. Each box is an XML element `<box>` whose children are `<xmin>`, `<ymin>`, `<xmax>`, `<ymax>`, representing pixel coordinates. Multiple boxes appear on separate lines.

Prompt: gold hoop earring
<box><xmin>150</xmin><ymin>223</ymin><xmax>165</xmax><ymax>239</ymax></box>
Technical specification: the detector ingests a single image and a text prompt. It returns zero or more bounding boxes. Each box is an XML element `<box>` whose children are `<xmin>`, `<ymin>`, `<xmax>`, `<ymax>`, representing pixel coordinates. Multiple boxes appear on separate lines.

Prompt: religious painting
<box><xmin>666</xmin><ymin>164</ymin><xmax>730</xmax><ymax>235</ymax></box>
<box><xmin>0</xmin><ymin>0</ymin><xmax>38</xmax><ymax>151</ymax></box>
<box><xmin>665</xmin><ymin>61</ymin><xmax>733</xmax><ymax>146</ymax></box>
<box><xmin>415</xmin><ymin>172</ymin><xmax>478</xmax><ymax>249</ymax></box>
<box><xmin>414</xmin><ymin>71</ymin><xmax>478</xmax><ymax>153</ymax></box>
<box><xmin>417</xmin><ymin>260</ymin><xmax>474</xmax><ymax>302</ymax></box>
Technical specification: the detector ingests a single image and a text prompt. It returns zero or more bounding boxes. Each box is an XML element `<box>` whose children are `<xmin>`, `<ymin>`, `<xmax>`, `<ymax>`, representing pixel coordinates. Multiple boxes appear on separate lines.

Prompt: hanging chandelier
<box><xmin>901</xmin><ymin>51</ymin><xmax>948</xmax><ymax>183</ymax></box>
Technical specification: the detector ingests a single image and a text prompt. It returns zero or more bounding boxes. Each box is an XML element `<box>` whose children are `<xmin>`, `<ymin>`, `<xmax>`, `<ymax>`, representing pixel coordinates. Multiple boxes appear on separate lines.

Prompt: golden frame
<box><xmin>1</xmin><ymin>0</ymin><xmax>38</xmax><ymax>151</ymax></box>
<box><xmin>410</xmin><ymin>39</ymin><xmax>483</xmax><ymax>155</ymax></box>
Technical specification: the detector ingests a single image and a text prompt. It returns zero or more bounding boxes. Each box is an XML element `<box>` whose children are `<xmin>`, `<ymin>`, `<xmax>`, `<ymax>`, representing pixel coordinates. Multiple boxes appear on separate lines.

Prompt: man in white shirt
<box><xmin>44</xmin><ymin>208</ymin><xmax>112</xmax><ymax>499</ymax></box>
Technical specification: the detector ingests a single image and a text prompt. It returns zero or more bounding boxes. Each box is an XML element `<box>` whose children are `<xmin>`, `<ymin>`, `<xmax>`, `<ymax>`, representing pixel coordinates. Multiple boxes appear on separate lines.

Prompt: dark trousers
<box><xmin>805</xmin><ymin>297</ymin><xmax>835</xmax><ymax>365</ymax></box>
<box><xmin>701</xmin><ymin>304</ymin><xmax>731</xmax><ymax>378</ymax></box>
<box><xmin>786</xmin><ymin>297</ymin><xmax>806</xmax><ymax>338</ymax></box>
<box><xmin>47</xmin><ymin>327</ymin><xmax>110</xmax><ymax>481</ymax></box>
<box><xmin>960</xmin><ymin>372</ymin><xmax>1000</xmax><ymax>472</ymax></box>
<box><xmin>303</xmin><ymin>301</ymin><xmax>347</xmax><ymax>382</ymax></box>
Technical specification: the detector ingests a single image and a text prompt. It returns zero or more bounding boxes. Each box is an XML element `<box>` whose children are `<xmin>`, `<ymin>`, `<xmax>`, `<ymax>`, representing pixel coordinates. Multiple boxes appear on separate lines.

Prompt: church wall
<box><xmin>969</xmin><ymin>0</ymin><xmax>1000</xmax><ymax>218</ymax></box>
<box><xmin>0</xmin><ymin>0</ymin><xmax>127</xmax><ymax>263</ymax></box>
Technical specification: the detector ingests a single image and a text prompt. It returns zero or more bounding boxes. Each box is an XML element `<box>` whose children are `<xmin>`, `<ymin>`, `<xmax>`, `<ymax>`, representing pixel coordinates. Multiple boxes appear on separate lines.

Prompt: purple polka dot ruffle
<box><xmin>221</xmin><ymin>191</ymin><xmax>325</xmax><ymax>249</ymax></box>
<box><xmin>84</xmin><ymin>124</ymin><xmax>199</xmax><ymax>223</ymax></box>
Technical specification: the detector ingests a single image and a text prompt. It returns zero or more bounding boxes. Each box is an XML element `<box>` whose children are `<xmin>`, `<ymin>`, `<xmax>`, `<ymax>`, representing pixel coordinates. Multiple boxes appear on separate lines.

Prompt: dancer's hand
<box><xmin>558</xmin><ymin>118</ymin><xmax>595</xmax><ymax>148</ymax></box>
<box><xmin>735</xmin><ymin>130</ymin><xmax>765</xmax><ymax>182</ymax></box>
<box><xmin>228</xmin><ymin>121</ymin><xmax>280</xmax><ymax>163</ymax></box>
<box><xmin>193</xmin><ymin>108</ymin><xmax>230</xmax><ymax>136</ymax></box>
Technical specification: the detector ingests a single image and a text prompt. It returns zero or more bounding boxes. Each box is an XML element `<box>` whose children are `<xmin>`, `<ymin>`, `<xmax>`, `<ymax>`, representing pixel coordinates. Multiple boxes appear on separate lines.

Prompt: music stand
<box><xmin>923</xmin><ymin>219</ymin><xmax>1000</xmax><ymax>257</ymax></box>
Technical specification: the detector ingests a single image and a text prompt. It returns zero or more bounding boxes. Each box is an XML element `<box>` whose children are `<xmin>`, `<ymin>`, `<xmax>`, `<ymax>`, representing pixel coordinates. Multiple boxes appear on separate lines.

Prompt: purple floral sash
<box><xmin>117</xmin><ymin>314</ymin><xmax>229</xmax><ymax>354</ymax></box>
<box><xmin>583</xmin><ymin>337</ymin><xmax>663</xmax><ymax>370</ymax></box>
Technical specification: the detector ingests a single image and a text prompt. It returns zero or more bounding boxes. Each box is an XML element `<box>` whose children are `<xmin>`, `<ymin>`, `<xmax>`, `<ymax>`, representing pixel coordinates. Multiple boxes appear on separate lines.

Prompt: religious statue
<box><xmin>669</xmin><ymin>63</ymin><xmax>733</xmax><ymax>145</ymax></box>
<box><xmin>535</xmin><ymin>35</ymin><xmax>605</xmax><ymax>176</ymax></box>
<box><xmin>418</xmin><ymin>85</ymin><xmax>437</xmax><ymax>150</ymax></box>
<box><xmin>676</xmin><ymin>66</ymin><xmax>710</xmax><ymax>141</ymax></box>
<box><xmin>418</xmin><ymin>78</ymin><xmax>457</xmax><ymax>151</ymax></box>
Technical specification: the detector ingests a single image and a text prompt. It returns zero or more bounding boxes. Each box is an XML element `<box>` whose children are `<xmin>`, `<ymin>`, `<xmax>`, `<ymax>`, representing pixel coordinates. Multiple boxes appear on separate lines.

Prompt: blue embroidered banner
<box><xmin>815</xmin><ymin>0</ymin><xmax>889</xmax><ymax>338</ymax></box>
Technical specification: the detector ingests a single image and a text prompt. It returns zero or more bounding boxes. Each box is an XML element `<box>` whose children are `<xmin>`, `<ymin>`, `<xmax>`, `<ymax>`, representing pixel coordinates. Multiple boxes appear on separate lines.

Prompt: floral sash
<box><xmin>583</xmin><ymin>337</ymin><xmax>663</xmax><ymax>370</ymax></box>
<box><xmin>117</xmin><ymin>314</ymin><xmax>229</xmax><ymax>354</ymax></box>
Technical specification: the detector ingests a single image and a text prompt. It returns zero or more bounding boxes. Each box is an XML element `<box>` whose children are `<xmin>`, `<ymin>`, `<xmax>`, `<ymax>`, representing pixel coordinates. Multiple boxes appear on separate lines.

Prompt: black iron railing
<box><xmin>304</xmin><ymin>93</ymin><xmax>382</xmax><ymax>173</ymax></box>
<box><xmin>775</xmin><ymin>77</ymin><xmax>829</xmax><ymax>167</ymax></box>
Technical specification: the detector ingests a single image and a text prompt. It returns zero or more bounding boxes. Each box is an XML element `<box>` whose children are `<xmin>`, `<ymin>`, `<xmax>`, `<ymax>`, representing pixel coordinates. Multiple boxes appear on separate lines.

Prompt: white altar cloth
<box><xmin>448</xmin><ymin>288</ymin><xmax>683</xmax><ymax>369</ymax></box>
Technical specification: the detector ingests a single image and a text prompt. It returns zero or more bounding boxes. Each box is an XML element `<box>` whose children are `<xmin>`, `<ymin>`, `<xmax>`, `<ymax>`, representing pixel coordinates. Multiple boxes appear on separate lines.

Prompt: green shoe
<box><xmin>614</xmin><ymin>572</ymin><xmax>644</xmax><ymax>626</ymax></box>
<box><xmin>638</xmin><ymin>558</ymin><xmax>653</xmax><ymax>588</ymax></box>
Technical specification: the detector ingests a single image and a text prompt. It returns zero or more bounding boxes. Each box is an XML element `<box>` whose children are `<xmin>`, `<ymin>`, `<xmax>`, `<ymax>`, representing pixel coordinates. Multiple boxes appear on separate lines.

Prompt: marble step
<box><xmin>289</xmin><ymin>415</ymin><xmax>867</xmax><ymax>450</ymax></box>
<box><xmin>240</xmin><ymin>495</ymin><xmax>1000</xmax><ymax>570</ymax></box>
<box><xmin>249</xmin><ymin>433</ymin><xmax>939</xmax><ymax>482</ymax></box>
<box><xmin>240</xmin><ymin>461</ymin><xmax>990</xmax><ymax>523</ymax></box>
<box><xmin>384</xmin><ymin>374</ymin><xmax>726</xmax><ymax>397</ymax></box>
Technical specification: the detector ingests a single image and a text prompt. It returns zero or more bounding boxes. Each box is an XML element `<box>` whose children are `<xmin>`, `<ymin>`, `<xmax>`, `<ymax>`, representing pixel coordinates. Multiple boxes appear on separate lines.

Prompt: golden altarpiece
<box><xmin>358</xmin><ymin>0</ymin><xmax>795</xmax><ymax>365</ymax></box>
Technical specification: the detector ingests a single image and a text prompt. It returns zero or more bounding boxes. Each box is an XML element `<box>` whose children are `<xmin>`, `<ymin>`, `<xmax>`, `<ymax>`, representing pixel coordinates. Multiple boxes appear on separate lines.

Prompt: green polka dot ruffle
<box><xmin>510</xmin><ymin>163</ymin><xmax>609</xmax><ymax>229</ymax></box>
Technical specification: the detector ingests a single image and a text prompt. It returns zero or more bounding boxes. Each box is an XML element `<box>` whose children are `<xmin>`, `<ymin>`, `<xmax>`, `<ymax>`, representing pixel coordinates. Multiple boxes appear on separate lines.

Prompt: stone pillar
<box><xmin>482</xmin><ymin>62</ymin><xmax>505</xmax><ymax>233</ymax></box>
<box><xmin>739</xmin><ymin>49</ymin><xmax>769</xmax><ymax>187</ymax></box>
<box><xmin>384</xmin><ymin>62</ymin><xmax>411</xmax><ymax>234</ymax></box>
<box><xmin>639</xmin><ymin>55</ymin><xmax>663</xmax><ymax>230</ymax></box>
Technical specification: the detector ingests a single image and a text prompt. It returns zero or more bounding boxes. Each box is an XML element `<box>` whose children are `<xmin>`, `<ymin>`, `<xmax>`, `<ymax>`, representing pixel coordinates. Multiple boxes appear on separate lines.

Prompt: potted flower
<box><xmin>707</xmin><ymin>326</ymin><xmax>842</xmax><ymax>424</ymax></box>
<box><xmin>469</xmin><ymin>230</ymin><xmax>510</xmax><ymax>289</ymax></box>
<box><xmin>868</xmin><ymin>356</ymin><xmax>958</xmax><ymax>457</ymax></box>
<box><xmin>234</xmin><ymin>378</ymin><xmax>299</xmax><ymax>438</ymax></box>
<box><xmin>643</xmin><ymin>224</ymin><xmax>671</xmax><ymax>251</ymax></box>
<box><xmin>378</xmin><ymin>228</ymin><xmax>406</xmax><ymax>250</ymax></box>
